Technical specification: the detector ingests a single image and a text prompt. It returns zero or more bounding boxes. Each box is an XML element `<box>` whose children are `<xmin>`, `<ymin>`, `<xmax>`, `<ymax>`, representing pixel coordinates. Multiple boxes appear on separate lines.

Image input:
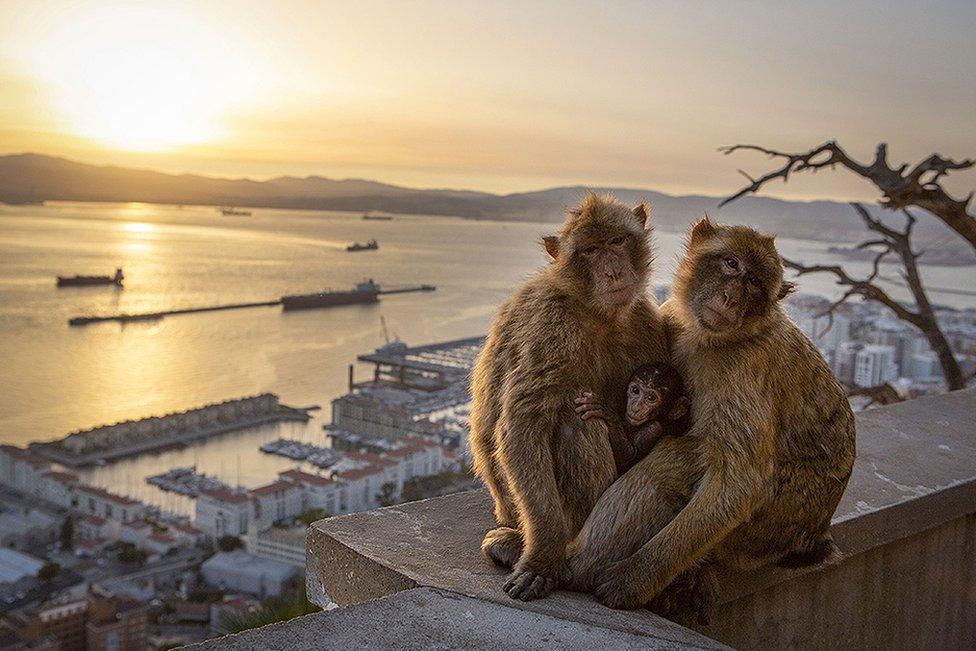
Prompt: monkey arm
<box><xmin>631</xmin><ymin>421</ymin><xmax>665</xmax><ymax>459</ymax></box>
<box><xmin>496</xmin><ymin>367</ymin><xmax>572</xmax><ymax>577</ymax></box>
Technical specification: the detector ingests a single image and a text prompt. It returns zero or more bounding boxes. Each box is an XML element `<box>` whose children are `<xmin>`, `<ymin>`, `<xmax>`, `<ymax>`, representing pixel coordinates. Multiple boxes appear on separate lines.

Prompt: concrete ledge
<box><xmin>190</xmin><ymin>587</ymin><xmax>723</xmax><ymax>650</ymax></box>
<box><xmin>306</xmin><ymin>388</ymin><xmax>976</xmax><ymax>648</ymax></box>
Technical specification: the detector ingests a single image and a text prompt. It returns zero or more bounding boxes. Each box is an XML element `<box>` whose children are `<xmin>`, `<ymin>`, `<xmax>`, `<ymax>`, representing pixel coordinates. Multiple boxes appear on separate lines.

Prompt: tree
<box><xmin>297</xmin><ymin>508</ymin><xmax>329</xmax><ymax>526</ymax></box>
<box><xmin>721</xmin><ymin>141</ymin><xmax>975</xmax><ymax>392</ymax></box>
<box><xmin>116</xmin><ymin>543</ymin><xmax>145</xmax><ymax>564</ymax></box>
<box><xmin>37</xmin><ymin>561</ymin><xmax>60</xmax><ymax>581</ymax></box>
<box><xmin>59</xmin><ymin>517</ymin><xmax>73</xmax><ymax>551</ymax></box>
<box><xmin>376</xmin><ymin>482</ymin><xmax>398</xmax><ymax>507</ymax></box>
<box><xmin>216</xmin><ymin>590</ymin><xmax>319</xmax><ymax>635</ymax></box>
<box><xmin>217</xmin><ymin>535</ymin><xmax>243</xmax><ymax>552</ymax></box>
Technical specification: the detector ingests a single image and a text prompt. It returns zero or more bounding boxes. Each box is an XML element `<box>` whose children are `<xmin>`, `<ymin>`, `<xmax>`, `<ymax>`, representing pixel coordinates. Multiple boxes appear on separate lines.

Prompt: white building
<box><xmin>247</xmin><ymin>526</ymin><xmax>305</xmax><ymax>568</ymax></box>
<box><xmin>251</xmin><ymin>479</ymin><xmax>304</xmax><ymax>527</ymax></box>
<box><xmin>278</xmin><ymin>469</ymin><xmax>343</xmax><ymax>515</ymax></box>
<box><xmin>910</xmin><ymin>352</ymin><xmax>942</xmax><ymax>381</ymax></box>
<box><xmin>75</xmin><ymin>485</ymin><xmax>147</xmax><ymax>524</ymax></box>
<box><xmin>384</xmin><ymin>437</ymin><xmax>444</xmax><ymax>481</ymax></box>
<box><xmin>195</xmin><ymin>488</ymin><xmax>253</xmax><ymax>537</ymax></box>
<box><xmin>0</xmin><ymin>445</ymin><xmax>50</xmax><ymax>494</ymax></box>
<box><xmin>40</xmin><ymin>471</ymin><xmax>79</xmax><ymax>508</ymax></box>
<box><xmin>854</xmin><ymin>344</ymin><xmax>898</xmax><ymax>387</ymax></box>
<box><xmin>0</xmin><ymin>547</ymin><xmax>45</xmax><ymax>585</ymax></box>
<box><xmin>201</xmin><ymin>550</ymin><xmax>300</xmax><ymax>598</ymax></box>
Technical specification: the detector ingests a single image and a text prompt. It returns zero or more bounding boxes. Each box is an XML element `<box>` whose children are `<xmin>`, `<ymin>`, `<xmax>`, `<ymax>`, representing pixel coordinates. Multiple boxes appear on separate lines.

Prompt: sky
<box><xmin>0</xmin><ymin>0</ymin><xmax>974</xmax><ymax>200</ymax></box>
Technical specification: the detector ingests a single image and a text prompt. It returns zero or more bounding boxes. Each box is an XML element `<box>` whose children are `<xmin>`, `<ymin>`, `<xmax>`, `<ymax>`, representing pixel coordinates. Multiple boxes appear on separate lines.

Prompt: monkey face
<box><xmin>675</xmin><ymin>217</ymin><xmax>793</xmax><ymax>337</ymax></box>
<box><xmin>542</xmin><ymin>194</ymin><xmax>652</xmax><ymax>313</ymax></box>
<box><xmin>626</xmin><ymin>377</ymin><xmax>664</xmax><ymax>426</ymax></box>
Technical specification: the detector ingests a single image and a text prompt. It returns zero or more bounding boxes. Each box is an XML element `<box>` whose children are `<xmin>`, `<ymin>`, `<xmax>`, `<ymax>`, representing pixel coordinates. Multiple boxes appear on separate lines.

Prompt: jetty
<box><xmin>67</xmin><ymin>283</ymin><xmax>436</xmax><ymax>326</ymax></box>
<box><xmin>29</xmin><ymin>394</ymin><xmax>311</xmax><ymax>468</ymax></box>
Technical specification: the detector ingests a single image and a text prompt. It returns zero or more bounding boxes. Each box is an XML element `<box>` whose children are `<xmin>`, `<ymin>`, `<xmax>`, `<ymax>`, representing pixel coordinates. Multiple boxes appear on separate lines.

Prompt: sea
<box><xmin>1</xmin><ymin>202</ymin><xmax>973</xmax><ymax>515</ymax></box>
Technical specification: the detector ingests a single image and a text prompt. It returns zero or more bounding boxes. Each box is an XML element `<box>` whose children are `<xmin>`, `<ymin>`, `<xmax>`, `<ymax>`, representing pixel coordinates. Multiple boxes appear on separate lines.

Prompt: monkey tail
<box><xmin>776</xmin><ymin>534</ymin><xmax>840</xmax><ymax>569</ymax></box>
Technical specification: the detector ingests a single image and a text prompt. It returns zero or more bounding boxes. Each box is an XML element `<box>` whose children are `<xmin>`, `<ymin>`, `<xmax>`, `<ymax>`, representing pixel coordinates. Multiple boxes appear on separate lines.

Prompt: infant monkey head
<box><xmin>626</xmin><ymin>363</ymin><xmax>689</xmax><ymax>427</ymax></box>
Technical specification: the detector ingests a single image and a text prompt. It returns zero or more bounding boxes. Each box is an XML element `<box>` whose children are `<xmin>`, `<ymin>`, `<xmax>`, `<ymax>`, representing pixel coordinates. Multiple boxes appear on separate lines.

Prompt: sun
<box><xmin>26</xmin><ymin>6</ymin><xmax>254</xmax><ymax>152</ymax></box>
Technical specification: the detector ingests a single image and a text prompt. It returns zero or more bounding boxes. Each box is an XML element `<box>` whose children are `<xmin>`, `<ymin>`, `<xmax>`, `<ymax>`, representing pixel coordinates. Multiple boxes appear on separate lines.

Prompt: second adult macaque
<box><xmin>575</xmin><ymin>362</ymin><xmax>690</xmax><ymax>467</ymax></box>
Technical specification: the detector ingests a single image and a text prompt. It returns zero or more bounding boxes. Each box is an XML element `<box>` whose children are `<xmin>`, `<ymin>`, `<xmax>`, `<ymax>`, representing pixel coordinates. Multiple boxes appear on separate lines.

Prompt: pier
<box><xmin>67</xmin><ymin>284</ymin><xmax>436</xmax><ymax>326</ymax></box>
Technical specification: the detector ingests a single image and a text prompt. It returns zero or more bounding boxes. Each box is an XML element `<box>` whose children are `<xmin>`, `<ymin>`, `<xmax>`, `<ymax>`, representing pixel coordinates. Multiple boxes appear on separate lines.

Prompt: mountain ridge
<box><xmin>0</xmin><ymin>152</ymin><xmax>963</xmax><ymax>247</ymax></box>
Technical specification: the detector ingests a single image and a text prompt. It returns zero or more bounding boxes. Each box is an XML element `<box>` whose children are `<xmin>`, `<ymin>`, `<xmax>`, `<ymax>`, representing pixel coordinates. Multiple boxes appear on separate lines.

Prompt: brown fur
<box><xmin>568</xmin><ymin>217</ymin><xmax>856</xmax><ymax>619</ymax></box>
<box><xmin>469</xmin><ymin>193</ymin><xmax>667</xmax><ymax>601</ymax></box>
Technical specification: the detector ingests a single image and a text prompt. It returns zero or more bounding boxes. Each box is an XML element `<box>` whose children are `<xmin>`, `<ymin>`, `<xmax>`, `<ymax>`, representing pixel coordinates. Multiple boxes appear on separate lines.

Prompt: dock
<box><xmin>67</xmin><ymin>284</ymin><xmax>436</xmax><ymax>326</ymax></box>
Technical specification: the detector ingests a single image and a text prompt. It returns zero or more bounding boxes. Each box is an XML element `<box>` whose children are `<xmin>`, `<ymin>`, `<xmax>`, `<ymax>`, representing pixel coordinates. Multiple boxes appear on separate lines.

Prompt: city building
<box><xmin>201</xmin><ymin>550</ymin><xmax>300</xmax><ymax>598</ymax></box>
<box><xmin>0</xmin><ymin>548</ymin><xmax>45</xmax><ymax>585</ymax></box>
<box><xmin>278</xmin><ymin>468</ymin><xmax>342</xmax><ymax>515</ymax></box>
<box><xmin>195</xmin><ymin>488</ymin><xmax>253</xmax><ymax>538</ymax></box>
<box><xmin>85</xmin><ymin>598</ymin><xmax>148</xmax><ymax>651</ymax></box>
<box><xmin>0</xmin><ymin>507</ymin><xmax>59</xmax><ymax>552</ymax></box>
<box><xmin>854</xmin><ymin>344</ymin><xmax>898</xmax><ymax>387</ymax></box>
<box><xmin>250</xmin><ymin>479</ymin><xmax>304</xmax><ymax>527</ymax></box>
<box><xmin>247</xmin><ymin>525</ymin><xmax>305</xmax><ymax>567</ymax></box>
<box><xmin>74</xmin><ymin>485</ymin><xmax>146</xmax><ymax>524</ymax></box>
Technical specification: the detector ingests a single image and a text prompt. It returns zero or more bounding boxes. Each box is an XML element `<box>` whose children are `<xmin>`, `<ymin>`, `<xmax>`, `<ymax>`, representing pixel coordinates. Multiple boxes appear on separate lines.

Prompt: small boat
<box><xmin>362</xmin><ymin>212</ymin><xmax>393</xmax><ymax>221</ymax></box>
<box><xmin>346</xmin><ymin>239</ymin><xmax>378</xmax><ymax>252</ymax></box>
<box><xmin>57</xmin><ymin>268</ymin><xmax>124</xmax><ymax>288</ymax></box>
<box><xmin>220</xmin><ymin>207</ymin><xmax>252</xmax><ymax>216</ymax></box>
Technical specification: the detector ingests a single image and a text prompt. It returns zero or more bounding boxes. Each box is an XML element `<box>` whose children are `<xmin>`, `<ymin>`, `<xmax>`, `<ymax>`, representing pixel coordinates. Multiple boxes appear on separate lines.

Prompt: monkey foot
<box><xmin>647</xmin><ymin>566</ymin><xmax>716</xmax><ymax>627</ymax></box>
<box><xmin>503</xmin><ymin>569</ymin><xmax>558</xmax><ymax>601</ymax></box>
<box><xmin>481</xmin><ymin>526</ymin><xmax>523</xmax><ymax>569</ymax></box>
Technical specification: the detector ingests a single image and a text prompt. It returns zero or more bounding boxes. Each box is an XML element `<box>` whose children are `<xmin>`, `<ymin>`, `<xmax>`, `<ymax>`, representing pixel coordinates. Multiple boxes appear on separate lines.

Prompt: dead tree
<box><xmin>720</xmin><ymin>141</ymin><xmax>974</xmax><ymax>391</ymax></box>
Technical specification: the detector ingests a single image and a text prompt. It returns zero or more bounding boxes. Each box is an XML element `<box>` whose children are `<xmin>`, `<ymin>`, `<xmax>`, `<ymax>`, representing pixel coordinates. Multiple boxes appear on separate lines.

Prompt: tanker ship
<box><xmin>280</xmin><ymin>279</ymin><xmax>380</xmax><ymax>311</ymax></box>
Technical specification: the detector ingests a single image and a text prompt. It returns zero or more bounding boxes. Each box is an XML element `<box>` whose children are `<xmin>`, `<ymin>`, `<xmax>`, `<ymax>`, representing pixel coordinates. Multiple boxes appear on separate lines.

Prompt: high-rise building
<box><xmin>854</xmin><ymin>345</ymin><xmax>897</xmax><ymax>387</ymax></box>
<box><xmin>833</xmin><ymin>342</ymin><xmax>862</xmax><ymax>384</ymax></box>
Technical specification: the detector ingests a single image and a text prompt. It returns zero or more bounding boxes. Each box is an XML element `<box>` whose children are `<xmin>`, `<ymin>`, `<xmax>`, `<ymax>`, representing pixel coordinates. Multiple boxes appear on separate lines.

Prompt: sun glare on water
<box><xmin>27</xmin><ymin>7</ymin><xmax>255</xmax><ymax>152</ymax></box>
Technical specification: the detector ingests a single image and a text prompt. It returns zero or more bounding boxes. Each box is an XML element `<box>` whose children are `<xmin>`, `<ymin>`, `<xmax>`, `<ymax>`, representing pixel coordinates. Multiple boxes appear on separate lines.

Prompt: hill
<box><xmin>0</xmin><ymin>153</ymin><xmax>967</xmax><ymax>250</ymax></box>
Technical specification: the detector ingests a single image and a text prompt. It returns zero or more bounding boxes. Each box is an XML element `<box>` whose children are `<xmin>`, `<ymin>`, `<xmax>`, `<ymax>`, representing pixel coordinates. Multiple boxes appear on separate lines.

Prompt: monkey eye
<box><xmin>722</xmin><ymin>256</ymin><xmax>740</xmax><ymax>273</ymax></box>
<box><xmin>582</xmin><ymin>245</ymin><xmax>599</xmax><ymax>256</ymax></box>
<box><xmin>609</xmin><ymin>235</ymin><xmax>627</xmax><ymax>246</ymax></box>
<box><xmin>747</xmin><ymin>274</ymin><xmax>762</xmax><ymax>289</ymax></box>
<box><xmin>629</xmin><ymin>385</ymin><xmax>640</xmax><ymax>395</ymax></box>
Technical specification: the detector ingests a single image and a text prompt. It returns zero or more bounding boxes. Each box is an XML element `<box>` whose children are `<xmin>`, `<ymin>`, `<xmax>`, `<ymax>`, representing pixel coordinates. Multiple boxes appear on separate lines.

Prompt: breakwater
<box><xmin>29</xmin><ymin>394</ymin><xmax>310</xmax><ymax>467</ymax></box>
<box><xmin>67</xmin><ymin>284</ymin><xmax>436</xmax><ymax>326</ymax></box>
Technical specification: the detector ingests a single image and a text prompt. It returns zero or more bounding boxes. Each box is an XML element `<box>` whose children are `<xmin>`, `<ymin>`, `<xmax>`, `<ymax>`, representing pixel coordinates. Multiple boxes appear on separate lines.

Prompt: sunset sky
<box><xmin>1</xmin><ymin>0</ymin><xmax>974</xmax><ymax>199</ymax></box>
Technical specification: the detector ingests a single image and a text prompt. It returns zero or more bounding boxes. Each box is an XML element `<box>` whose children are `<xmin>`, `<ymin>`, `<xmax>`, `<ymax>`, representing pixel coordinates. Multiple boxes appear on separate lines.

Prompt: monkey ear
<box><xmin>632</xmin><ymin>202</ymin><xmax>651</xmax><ymax>230</ymax></box>
<box><xmin>689</xmin><ymin>214</ymin><xmax>716</xmax><ymax>246</ymax></box>
<box><xmin>542</xmin><ymin>235</ymin><xmax>560</xmax><ymax>260</ymax></box>
<box><xmin>667</xmin><ymin>396</ymin><xmax>690</xmax><ymax>423</ymax></box>
<box><xmin>776</xmin><ymin>280</ymin><xmax>797</xmax><ymax>301</ymax></box>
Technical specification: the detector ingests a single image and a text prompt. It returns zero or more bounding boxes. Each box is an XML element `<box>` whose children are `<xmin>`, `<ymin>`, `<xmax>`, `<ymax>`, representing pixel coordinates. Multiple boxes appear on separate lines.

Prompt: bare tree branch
<box><xmin>720</xmin><ymin>141</ymin><xmax>976</xmax><ymax>251</ymax></box>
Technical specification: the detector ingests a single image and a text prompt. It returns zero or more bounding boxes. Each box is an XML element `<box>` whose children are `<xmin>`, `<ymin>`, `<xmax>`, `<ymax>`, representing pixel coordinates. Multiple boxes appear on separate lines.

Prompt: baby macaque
<box><xmin>576</xmin><ymin>362</ymin><xmax>691</xmax><ymax>466</ymax></box>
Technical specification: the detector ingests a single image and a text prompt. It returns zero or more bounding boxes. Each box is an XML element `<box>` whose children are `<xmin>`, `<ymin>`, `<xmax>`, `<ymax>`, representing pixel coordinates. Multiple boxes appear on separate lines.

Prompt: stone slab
<box><xmin>190</xmin><ymin>587</ymin><xmax>725</xmax><ymax>650</ymax></box>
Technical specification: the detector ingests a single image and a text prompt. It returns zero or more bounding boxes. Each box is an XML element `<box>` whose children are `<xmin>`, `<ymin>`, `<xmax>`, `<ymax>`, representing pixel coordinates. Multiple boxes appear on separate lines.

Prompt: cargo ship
<box><xmin>281</xmin><ymin>279</ymin><xmax>380</xmax><ymax>311</ymax></box>
<box><xmin>362</xmin><ymin>212</ymin><xmax>394</xmax><ymax>221</ymax></box>
<box><xmin>346</xmin><ymin>239</ymin><xmax>379</xmax><ymax>252</ymax></box>
<box><xmin>57</xmin><ymin>267</ymin><xmax>124</xmax><ymax>288</ymax></box>
<box><xmin>220</xmin><ymin>207</ymin><xmax>252</xmax><ymax>216</ymax></box>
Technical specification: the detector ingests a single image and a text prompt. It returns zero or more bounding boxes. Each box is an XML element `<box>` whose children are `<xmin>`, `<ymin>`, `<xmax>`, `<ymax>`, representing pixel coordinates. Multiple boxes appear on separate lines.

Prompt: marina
<box><xmin>147</xmin><ymin>466</ymin><xmax>231</xmax><ymax>497</ymax></box>
<box><xmin>259</xmin><ymin>438</ymin><xmax>342</xmax><ymax>468</ymax></box>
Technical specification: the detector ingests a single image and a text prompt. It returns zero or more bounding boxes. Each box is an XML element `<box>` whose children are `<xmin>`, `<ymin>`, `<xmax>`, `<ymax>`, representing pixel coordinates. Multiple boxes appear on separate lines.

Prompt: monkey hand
<box><xmin>575</xmin><ymin>390</ymin><xmax>607</xmax><ymax>422</ymax></box>
<box><xmin>503</xmin><ymin>556</ymin><xmax>568</xmax><ymax>602</ymax></box>
<box><xmin>593</xmin><ymin>556</ymin><xmax>657</xmax><ymax>610</ymax></box>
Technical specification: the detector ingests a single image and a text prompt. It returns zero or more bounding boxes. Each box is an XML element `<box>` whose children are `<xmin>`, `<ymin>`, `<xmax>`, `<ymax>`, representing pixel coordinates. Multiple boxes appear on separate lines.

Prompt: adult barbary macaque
<box><xmin>575</xmin><ymin>362</ymin><xmax>691</xmax><ymax>466</ymax></box>
<box><xmin>469</xmin><ymin>192</ymin><xmax>667</xmax><ymax>601</ymax></box>
<box><xmin>570</xmin><ymin>217</ymin><xmax>856</xmax><ymax>616</ymax></box>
